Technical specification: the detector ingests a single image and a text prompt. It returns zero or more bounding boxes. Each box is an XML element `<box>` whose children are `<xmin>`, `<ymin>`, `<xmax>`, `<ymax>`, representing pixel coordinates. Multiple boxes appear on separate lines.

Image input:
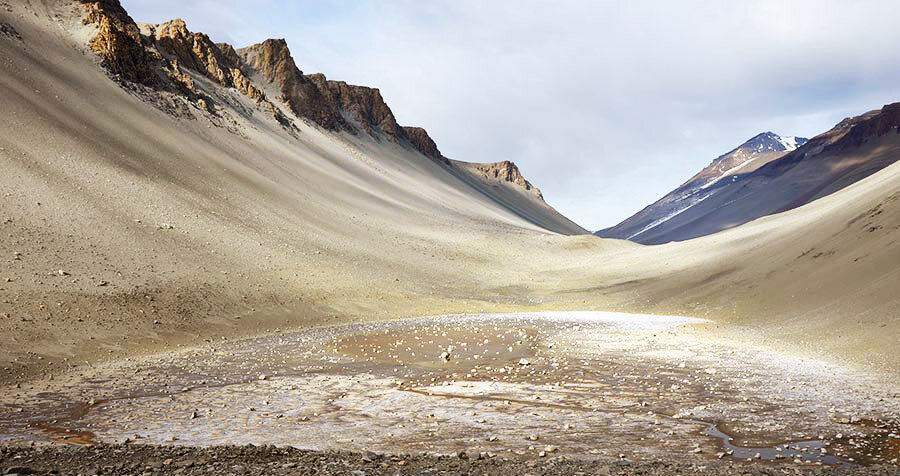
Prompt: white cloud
<box><xmin>122</xmin><ymin>0</ymin><xmax>900</xmax><ymax>230</ymax></box>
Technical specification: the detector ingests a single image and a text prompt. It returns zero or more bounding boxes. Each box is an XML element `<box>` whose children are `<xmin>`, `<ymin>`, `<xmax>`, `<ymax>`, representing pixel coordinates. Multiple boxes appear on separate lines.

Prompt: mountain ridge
<box><xmin>75</xmin><ymin>0</ymin><xmax>580</xmax><ymax>231</ymax></box>
<box><xmin>599</xmin><ymin>104</ymin><xmax>900</xmax><ymax>244</ymax></box>
<box><xmin>597</xmin><ymin>131</ymin><xmax>807</xmax><ymax>241</ymax></box>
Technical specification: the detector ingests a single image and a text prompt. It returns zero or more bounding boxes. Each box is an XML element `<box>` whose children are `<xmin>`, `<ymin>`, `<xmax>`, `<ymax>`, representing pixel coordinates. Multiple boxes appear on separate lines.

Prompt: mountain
<box><xmin>81</xmin><ymin>6</ymin><xmax>586</xmax><ymax>235</ymax></box>
<box><xmin>597</xmin><ymin>132</ymin><xmax>807</xmax><ymax>242</ymax></box>
<box><xmin>597</xmin><ymin>110</ymin><xmax>900</xmax><ymax>244</ymax></box>
<box><xmin>2</xmin><ymin>0</ymin><xmax>900</xmax><ymax>385</ymax></box>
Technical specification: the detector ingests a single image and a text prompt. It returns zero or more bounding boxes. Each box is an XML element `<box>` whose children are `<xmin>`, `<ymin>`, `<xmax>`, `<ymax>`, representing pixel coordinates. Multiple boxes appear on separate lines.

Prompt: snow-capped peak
<box><xmin>776</xmin><ymin>135</ymin><xmax>801</xmax><ymax>151</ymax></box>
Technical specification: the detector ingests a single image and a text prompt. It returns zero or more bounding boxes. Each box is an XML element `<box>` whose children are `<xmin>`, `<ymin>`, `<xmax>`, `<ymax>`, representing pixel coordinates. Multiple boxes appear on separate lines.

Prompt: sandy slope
<box><xmin>0</xmin><ymin>0</ymin><xmax>898</xmax><ymax>391</ymax></box>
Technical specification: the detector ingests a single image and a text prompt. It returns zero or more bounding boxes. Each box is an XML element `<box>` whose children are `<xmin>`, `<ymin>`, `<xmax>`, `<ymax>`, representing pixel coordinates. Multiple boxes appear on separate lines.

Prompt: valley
<box><xmin>1</xmin><ymin>1</ymin><xmax>899</xmax><ymax>474</ymax></box>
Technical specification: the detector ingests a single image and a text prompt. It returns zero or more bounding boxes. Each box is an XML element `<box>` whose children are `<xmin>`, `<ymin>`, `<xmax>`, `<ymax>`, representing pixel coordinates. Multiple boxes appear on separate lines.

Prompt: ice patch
<box><xmin>627</xmin><ymin>191</ymin><xmax>714</xmax><ymax>240</ymax></box>
<box><xmin>776</xmin><ymin>135</ymin><xmax>800</xmax><ymax>151</ymax></box>
<box><xmin>460</xmin><ymin>311</ymin><xmax>707</xmax><ymax>329</ymax></box>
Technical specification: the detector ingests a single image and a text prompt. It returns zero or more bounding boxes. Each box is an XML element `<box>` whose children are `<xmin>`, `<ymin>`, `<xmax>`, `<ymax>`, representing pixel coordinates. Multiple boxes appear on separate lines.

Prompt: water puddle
<box><xmin>1</xmin><ymin>312</ymin><xmax>898</xmax><ymax>466</ymax></box>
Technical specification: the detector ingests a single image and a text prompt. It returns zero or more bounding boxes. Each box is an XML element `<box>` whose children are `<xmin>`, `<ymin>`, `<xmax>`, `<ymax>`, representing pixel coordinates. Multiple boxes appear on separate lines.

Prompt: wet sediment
<box><xmin>1</xmin><ymin>312</ymin><xmax>898</xmax><ymax>469</ymax></box>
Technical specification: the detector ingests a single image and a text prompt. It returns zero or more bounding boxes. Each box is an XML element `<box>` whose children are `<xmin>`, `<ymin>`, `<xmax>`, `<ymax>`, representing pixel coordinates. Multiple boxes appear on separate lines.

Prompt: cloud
<box><xmin>122</xmin><ymin>0</ymin><xmax>900</xmax><ymax>230</ymax></box>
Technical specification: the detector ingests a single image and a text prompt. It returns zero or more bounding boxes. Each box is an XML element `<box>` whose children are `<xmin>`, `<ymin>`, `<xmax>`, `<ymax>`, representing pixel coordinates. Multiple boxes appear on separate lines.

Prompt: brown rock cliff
<box><xmin>402</xmin><ymin>126</ymin><xmax>447</xmax><ymax>163</ymax></box>
<box><xmin>469</xmin><ymin>161</ymin><xmax>544</xmax><ymax>200</ymax></box>
<box><xmin>79</xmin><ymin>0</ymin><xmax>154</xmax><ymax>84</ymax></box>
<box><xmin>238</xmin><ymin>39</ymin><xmax>346</xmax><ymax>130</ymax></box>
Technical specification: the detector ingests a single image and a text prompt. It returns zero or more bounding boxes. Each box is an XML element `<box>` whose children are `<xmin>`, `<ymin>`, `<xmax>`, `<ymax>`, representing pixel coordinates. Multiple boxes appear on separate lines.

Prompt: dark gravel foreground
<box><xmin>2</xmin><ymin>445</ymin><xmax>900</xmax><ymax>476</ymax></box>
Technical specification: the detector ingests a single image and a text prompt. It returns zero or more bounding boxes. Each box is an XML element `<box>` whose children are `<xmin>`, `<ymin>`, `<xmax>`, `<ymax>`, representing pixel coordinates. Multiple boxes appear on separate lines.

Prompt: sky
<box><xmin>122</xmin><ymin>0</ymin><xmax>900</xmax><ymax>231</ymax></box>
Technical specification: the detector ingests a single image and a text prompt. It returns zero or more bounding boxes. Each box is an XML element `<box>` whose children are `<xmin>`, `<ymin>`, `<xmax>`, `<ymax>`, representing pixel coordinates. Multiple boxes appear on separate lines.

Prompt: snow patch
<box><xmin>775</xmin><ymin>135</ymin><xmax>801</xmax><ymax>151</ymax></box>
<box><xmin>700</xmin><ymin>158</ymin><xmax>755</xmax><ymax>190</ymax></box>
<box><xmin>627</xmin><ymin>191</ymin><xmax>714</xmax><ymax>240</ymax></box>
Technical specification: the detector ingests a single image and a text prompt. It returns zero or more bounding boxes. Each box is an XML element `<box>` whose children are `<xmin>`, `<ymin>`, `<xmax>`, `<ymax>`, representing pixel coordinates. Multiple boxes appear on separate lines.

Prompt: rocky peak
<box><xmin>79</xmin><ymin>0</ymin><xmax>154</xmax><ymax>84</ymax></box>
<box><xmin>306</xmin><ymin>74</ymin><xmax>404</xmax><ymax>139</ymax></box>
<box><xmin>151</xmin><ymin>19</ymin><xmax>229</xmax><ymax>84</ymax></box>
<box><xmin>144</xmin><ymin>19</ymin><xmax>267</xmax><ymax>104</ymax></box>
<box><xmin>239</xmin><ymin>39</ymin><xmax>443</xmax><ymax>160</ymax></box>
<box><xmin>686</xmin><ymin>131</ymin><xmax>808</xmax><ymax>187</ymax></box>
<box><xmin>739</xmin><ymin>132</ymin><xmax>808</xmax><ymax>155</ymax></box>
<box><xmin>468</xmin><ymin>161</ymin><xmax>543</xmax><ymax>200</ymax></box>
<box><xmin>238</xmin><ymin>39</ymin><xmax>346</xmax><ymax>131</ymax></box>
<box><xmin>77</xmin><ymin>3</ymin><xmax>479</xmax><ymax>167</ymax></box>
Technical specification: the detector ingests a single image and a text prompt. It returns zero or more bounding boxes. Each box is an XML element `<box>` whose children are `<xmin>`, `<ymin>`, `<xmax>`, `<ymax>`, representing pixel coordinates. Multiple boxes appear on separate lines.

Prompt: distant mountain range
<box><xmin>597</xmin><ymin>106</ymin><xmax>900</xmax><ymax>243</ymax></box>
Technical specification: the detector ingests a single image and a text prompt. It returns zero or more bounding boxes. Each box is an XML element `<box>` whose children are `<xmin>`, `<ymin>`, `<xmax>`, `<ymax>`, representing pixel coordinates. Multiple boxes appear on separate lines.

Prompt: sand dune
<box><xmin>0</xmin><ymin>0</ymin><xmax>898</xmax><ymax>393</ymax></box>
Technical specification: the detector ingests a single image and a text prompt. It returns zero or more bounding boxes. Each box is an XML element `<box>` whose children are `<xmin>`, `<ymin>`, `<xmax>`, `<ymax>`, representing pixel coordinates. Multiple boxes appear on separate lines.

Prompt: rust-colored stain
<box><xmin>30</xmin><ymin>400</ymin><xmax>105</xmax><ymax>446</ymax></box>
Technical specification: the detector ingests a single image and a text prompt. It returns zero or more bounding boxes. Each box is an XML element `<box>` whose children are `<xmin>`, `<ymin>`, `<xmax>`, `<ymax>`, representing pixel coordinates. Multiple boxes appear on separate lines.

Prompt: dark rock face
<box><xmin>79</xmin><ymin>0</ymin><xmax>154</xmax><ymax>84</ymax></box>
<box><xmin>307</xmin><ymin>74</ymin><xmax>404</xmax><ymax>140</ymax></box>
<box><xmin>402</xmin><ymin>126</ymin><xmax>446</xmax><ymax>163</ymax></box>
<box><xmin>238</xmin><ymin>39</ymin><xmax>346</xmax><ymax>130</ymax></box>
<box><xmin>240</xmin><ymin>38</ymin><xmax>402</xmax><ymax>139</ymax></box>
<box><xmin>238</xmin><ymin>39</ymin><xmax>451</xmax><ymax>162</ymax></box>
<box><xmin>761</xmin><ymin>103</ymin><xmax>900</xmax><ymax>175</ymax></box>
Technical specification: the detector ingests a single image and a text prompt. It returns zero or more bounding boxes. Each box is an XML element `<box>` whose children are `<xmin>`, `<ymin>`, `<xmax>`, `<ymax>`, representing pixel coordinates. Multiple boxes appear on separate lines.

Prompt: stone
<box><xmin>4</xmin><ymin>467</ymin><xmax>33</xmax><ymax>475</ymax></box>
<box><xmin>465</xmin><ymin>161</ymin><xmax>544</xmax><ymax>200</ymax></box>
<box><xmin>79</xmin><ymin>0</ymin><xmax>155</xmax><ymax>84</ymax></box>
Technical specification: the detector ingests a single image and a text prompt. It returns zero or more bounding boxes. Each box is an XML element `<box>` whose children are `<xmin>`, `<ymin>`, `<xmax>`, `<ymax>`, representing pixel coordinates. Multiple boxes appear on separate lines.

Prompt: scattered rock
<box><xmin>0</xmin><ymin>22</ymin><xmax>23</xmax><ymax>42</ymax></box>
<box><xmin>4</xmin><ymin>467</ymin><xmax>33</xmax><ymax>475</ymax></box>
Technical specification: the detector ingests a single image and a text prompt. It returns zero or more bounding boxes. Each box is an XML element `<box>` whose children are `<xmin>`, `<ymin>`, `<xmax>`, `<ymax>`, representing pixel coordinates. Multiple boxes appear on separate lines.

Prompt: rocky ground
<box><xmin>3</xmin><ymin>314</ymin><xmax>899</xmax><ymax>473</ymax></box>
<box><xmin>3</xmin><ymin>444</ymin><xmax>900</xmax><ymax>476</ymax></box>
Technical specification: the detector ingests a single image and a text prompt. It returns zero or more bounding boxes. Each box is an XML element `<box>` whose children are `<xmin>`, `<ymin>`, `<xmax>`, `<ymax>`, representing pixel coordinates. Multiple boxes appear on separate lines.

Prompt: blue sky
<box><xmin>122</xmin><ymin>0</ymin><xmax>900</xmax><ymax>230</ymax></box>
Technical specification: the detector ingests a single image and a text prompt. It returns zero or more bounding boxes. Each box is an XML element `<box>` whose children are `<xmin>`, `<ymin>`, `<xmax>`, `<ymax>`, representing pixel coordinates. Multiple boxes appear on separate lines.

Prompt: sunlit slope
<box><xmin>0</xmin><ymin>0</ymin><xmax>897</xmax><ymax>383</ymax></box>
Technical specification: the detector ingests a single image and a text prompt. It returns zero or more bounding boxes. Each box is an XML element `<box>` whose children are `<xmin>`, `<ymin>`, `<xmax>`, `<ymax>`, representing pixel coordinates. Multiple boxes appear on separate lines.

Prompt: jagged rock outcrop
<box><xmin>238</xmin><ymin>39</ymin><xmax>346</xmax><ymax>130</ymax></box>
<box><xmin>466</xmin><ymin>161</ymin><xmax>543</xmax><ymax>200</ymax></box>
<box><xmin>307</xmin><ymin>74</ymin><xmax>404</xmax><ymax>139</ymax></box>
<box><xmin>238</xmin><ymin>39</ymin><xmax>450</xmax><ymax>161</ymax></box>
<box><xmin>76</xmin><ymin>2</ymin><xmax>546</xmax><ymax>187</ymax></box>
<box><xmin>79</xmin><ymin>0</ymin><xmax>154</xmax><ymax>84</ymax></box>
<box><xmin>144</xmin><ymin>20</ymin><xmax>268</xmax><ymax>103</ymax></box>
<box><xmin>402</xmin><ymin>126</ymin><xmax>447</xmax><ymax>163</ymax></box>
